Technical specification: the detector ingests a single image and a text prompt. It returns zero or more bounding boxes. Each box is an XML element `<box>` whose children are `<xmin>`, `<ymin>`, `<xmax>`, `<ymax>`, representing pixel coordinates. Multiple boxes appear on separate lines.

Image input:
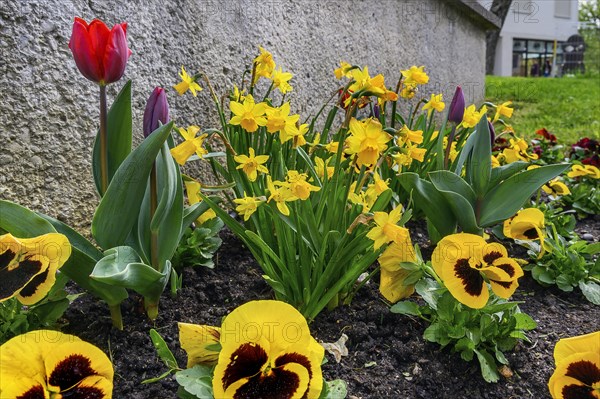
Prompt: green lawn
<box><xmin>485</xmin><ymin>76</ymin><xmax>600</xmax><ymax>143</ymax></box>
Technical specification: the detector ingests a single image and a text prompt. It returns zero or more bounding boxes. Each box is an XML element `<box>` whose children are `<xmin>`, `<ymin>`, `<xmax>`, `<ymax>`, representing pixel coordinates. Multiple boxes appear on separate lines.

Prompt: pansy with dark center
<box><xmin>432</xmin><ymin>233</ymin><xmax>524</xmax><ymax>309</ymax></box>
<box><xmin>503</xmin><ymin>208</ymin><xmax>546</xmax><ymax>257</ymax></box>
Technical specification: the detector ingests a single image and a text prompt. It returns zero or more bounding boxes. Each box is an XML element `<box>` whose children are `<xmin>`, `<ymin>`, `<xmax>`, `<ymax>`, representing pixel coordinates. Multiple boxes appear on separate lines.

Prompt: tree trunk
<box><xmin>486</xmin><ymin>0</ymin><xmax>514</xmax><ymax>75</ymax></box>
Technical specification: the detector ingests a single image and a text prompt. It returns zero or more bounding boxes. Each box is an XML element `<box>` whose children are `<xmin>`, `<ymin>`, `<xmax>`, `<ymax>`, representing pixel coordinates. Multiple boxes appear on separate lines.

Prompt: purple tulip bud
<box><xmin>488</xmin><ymin>120</ymin><xmax>496</xmax><ymax>146</ymax></box>
<box><xmin>373</xmin><ymin>104</ymin><xmax>380</xmax><ymax>119</ymax></box>
<box><xmin>448</xmin><ymin>86</ymin><xmax>465</xmax><ymax>124</ymax></box>
<box><xmin>143</xmin><ymin>87</ymin><xmax>169</xmax><ymax>137</ymax></box>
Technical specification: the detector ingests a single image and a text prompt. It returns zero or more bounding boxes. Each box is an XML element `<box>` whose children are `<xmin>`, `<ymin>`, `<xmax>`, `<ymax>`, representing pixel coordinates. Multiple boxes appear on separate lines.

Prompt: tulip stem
<box><xmin>99</xmin><ymin>85</ymin><xmax>109</xmax><ymax>194</ymax></box>
<box><xmin>443</xmin><ymin>125</ymin><xmax>457</xmax><ymax>169</ymax></box>
<box><xmin>109</xmin><ymin>304</ymin><xmax>123</xmax><ymax>330</ymax></box>
<box><xmin>150</xmin><ymin>163</ymin><xmax>159</xmax><ymax>271</ymax></box>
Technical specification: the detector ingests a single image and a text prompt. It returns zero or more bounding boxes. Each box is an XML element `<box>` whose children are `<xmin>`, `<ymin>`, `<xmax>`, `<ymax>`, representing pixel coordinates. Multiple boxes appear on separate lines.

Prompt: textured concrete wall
<box><xmin>0</xmin><ymin>0</ymin><xmax>488</xmax><ymax>232</ymax></box>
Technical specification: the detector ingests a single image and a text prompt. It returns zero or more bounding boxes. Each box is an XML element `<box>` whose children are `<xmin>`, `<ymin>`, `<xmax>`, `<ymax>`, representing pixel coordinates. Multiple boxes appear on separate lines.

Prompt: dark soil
<box><xmin>63</xmin><ymin>220</ymin><xmax>600</xmax><ymax>399</ymax></box>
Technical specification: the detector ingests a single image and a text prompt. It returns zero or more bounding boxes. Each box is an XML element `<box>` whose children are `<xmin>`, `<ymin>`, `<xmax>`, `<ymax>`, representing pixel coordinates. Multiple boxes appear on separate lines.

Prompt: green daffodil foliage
<box><xmin>398</xmin><ymin>116</ymin><xmax>570</xmax><ymax>240</ymax></box>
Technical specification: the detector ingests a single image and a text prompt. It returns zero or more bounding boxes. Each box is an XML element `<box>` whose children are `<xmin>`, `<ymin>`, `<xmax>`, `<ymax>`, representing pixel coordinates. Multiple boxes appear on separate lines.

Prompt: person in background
<box><xmin>543</xmin><ymin>60</ymin><xmax>552</xmax><ymax>77</ymax></box>
<box><xmin>530</xmin><ymin>61</ymin><xmax>540</xmax><ymax>77</ymax></box>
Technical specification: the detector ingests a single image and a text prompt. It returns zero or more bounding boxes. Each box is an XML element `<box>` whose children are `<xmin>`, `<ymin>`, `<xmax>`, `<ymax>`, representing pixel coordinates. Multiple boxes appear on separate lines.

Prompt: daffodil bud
<box><xmin>448</xmin><ymin>86</ymin><xmax>465</xmax><ymax>124</ymax></box>
<box><xmin>143</xmin><ymin>87</ymin><xmax>169</xmax><ymax>138</ymax></box>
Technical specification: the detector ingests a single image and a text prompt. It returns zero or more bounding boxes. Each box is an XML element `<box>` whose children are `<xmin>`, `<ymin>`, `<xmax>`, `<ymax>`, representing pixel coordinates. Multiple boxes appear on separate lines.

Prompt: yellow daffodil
<box><xmin>346</xmin><ymin>118</ymin><xmax>391</xmax><ymax>167</ymax></box>
<box><xmin>461</xmin><ymin>104</ymin><xmax>488</xmax><ymax>129</ymax></box>
<box><xmin>398</xmin><ymin>125</ymin><xmax>424</xmax><ymax>145</ymax></box>
<box><xmin>170</xmin><ymin>126</ymin><xmax>208</xmax><ymax>166</ymax></box>
<box><xmin>443</xmin><ymin>137</ymin><xmax>459</xmax><ymax>162</ymax></box>
<box><xmin>366</xmin><ymin>207</ymin><xmax>408</xmax><ymax>250</ymax></box>
<box><xmin>178</xmin><ymin>323</ymin><xmax>221</xmax><ymax>367</ymax></box>
<box><xmin>548</xmin><ymin>331</ymin><xmax>600</xmax><ymax>399</ymax></box>
<box><xmin>400</xmin><ymin>83</ymin><xmax>418</xmax><ymax>99</ymax></box>
<box><xmin>393</xmin><ymin>142</ymin><xmax>426</xmax><ymax>168</ymax></box>
<box><xmin>422</xmin><ymin>93</ymin><xmax>445</xmax><ymax>116</ymax></box>
<box><xmin>334</xmin><ymin>61</ymin><xmax>353</xmax><ymax>79</ymax></box>
<box><xmin>325</xmin><ymin>141</ymin><xmax>340</xmax><ymax>154</ymax></box>
<box><xmin>234</xmin><ymin>195</ymin><xmax>263</xmax><ymax>221</ymax></box>
<box><xmin>401</xmin><ymin>66</ymin><xmax>429</xmax><ymax>85</ymax></box>
<box><xmin>314</xmin><ymin>156</ymin><xmax>335</xmax><ymax>179</ymax></box>
<box><xmin>542</xmin><ymin>178</ymin><xmax>571</xmax><ymax>197</ymax></box>
<box><xmin>254</xmin><ymin>46</ymin><xmax>276</xmax><ymax>81</ymax></box>
<box><xmin>266</xmin><ymin>177</ymin><xmax>297</xmax><ymax>215</ymax></box>
<box><xmin>290</xmin><ymin>124</ymin><xmax>309</xmax><ymax>148</ymax></box>
<box><xmin>265</xmin><ymin>103</ymin><xmax>299</xmax><ymax>135</ymax></box>
<box><xmin>0</xmin><ymin>330</ymin><xmax>113</xmax><ymax>398</ymax></box>
<box><xmin>348</xmin><ymin>66</ymin><xmax>385</xmax><ymax>96</ymax></box>
<box><xmin>286</xmin><ymin>170</ymin><xmax>320</xmax><ymax>200</ymax></box>
<box><xmin>211</xmin><ymin>300</ymin><xmax>324</xmax><ymax>399</ymax></box>
<box><xmin>567</xmin><ymin>164</ymin><xmax>600</xmax><ymax>179</ymax></box>
<box><xmin>348</xmin><ymin>189</ymin><xmax>374</xmax><ymax>213</ymax></box>
<box><xmin>365</xmin><ymin>172</ymin><xmax>390</xmax><ymax>200</ymax></box>
<box><xmin>231</xmin><ymin>84</ymin><xmax>247</xmax><ymax>103</ymax></box>
<box><xmin>491</xmin><ymin>155</ymin><xmax>501</xmax><ymax>168</ymax></box>
<box><xmin>1</xmin><ymin>233</ymin><xmax>71</xmax><ymax>305</ymax></box>
<box><xmin>270</xmin><ymin>67</ymin><xmax>293</xmax><ymax>94</ymax></box>
<box><xmin>432</xmin><ymin>233</ymin><xmax>524</xmax><ymax>309</ymax></box>
<box><xmin>493</xmin><ymin>101</ymin><xmax>514</xmax><ymax>122</ymax></box>
<box><xmin>174</xmin><ymin>66</ymin><xmax>202</xmax><ymax>96</ymax></box>
<box><xmin>184</xmin><ymin>180</ymin><xmax>217</xmax><ymax>225</ymax></box>
<box><xmin>378</xmin><ymin>232</ymin><xmax>417</xmax><ymax>303</ymax></box>
<box><xmin>229</xmin><ymin>94</ymin><xmax>268</xmax><ymax>133</ymax></box>
<box><xmin>503</xmin><ymin>208</ymin><xmax>546</xmax><ymax>257</ymax></box>
<box><xmin>234</xmin><ymin>147</ymin><xmax>270</xmax><ymax>182</ymax></box>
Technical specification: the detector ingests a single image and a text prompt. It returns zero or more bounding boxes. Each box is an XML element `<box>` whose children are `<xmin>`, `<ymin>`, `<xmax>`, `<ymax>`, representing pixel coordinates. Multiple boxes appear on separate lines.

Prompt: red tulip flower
<box><xmin>68</xmin><ymin>17</ymin><xmax>132</xmax><ymax>85</ymax></box>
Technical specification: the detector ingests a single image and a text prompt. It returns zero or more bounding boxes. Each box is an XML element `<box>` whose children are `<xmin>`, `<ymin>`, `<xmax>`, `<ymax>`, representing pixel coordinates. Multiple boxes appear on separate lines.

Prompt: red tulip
<box><xmin>68</xmin><ymin>17</ymin><xmax>132</xmax><ymax>85</ymax></box>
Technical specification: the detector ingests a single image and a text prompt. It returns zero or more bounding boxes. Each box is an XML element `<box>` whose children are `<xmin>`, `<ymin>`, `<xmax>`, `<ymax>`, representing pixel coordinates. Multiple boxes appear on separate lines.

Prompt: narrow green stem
<box><xmin>150</xmin><ymin>163</ymin><xmax>159</xmax><ymax>270</ymax></box>
<box><xmin>443</xmin><ymin>125</ymin><xmax>457</xmax><ymax>170</ymax></box>
<box><xmin>99</xmin><ymin>84</ymin><xmax>109</xmax><ymax>194</ymax></box>
<box><xmin>109</xmin><ymin>304</ymin><xmax>123</xmax><ymax>330</ymax></box>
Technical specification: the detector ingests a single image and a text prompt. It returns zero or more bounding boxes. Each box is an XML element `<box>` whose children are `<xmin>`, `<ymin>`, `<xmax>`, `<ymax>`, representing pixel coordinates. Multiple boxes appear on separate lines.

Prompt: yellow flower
<box><xmin>400</xmin><ymin>83</ymin><xmax>418</xmax><ymax>99</ymax></box>
<box><xmin>432</xmin><ymin>233</ymin><xmax>524</xmax><ymax>309</ymax></box>
<box><xmin>267</xmin><ymin>177</ymin><xmax>297</xmax><ymax>215</ymax></box>
<box><xmin>325</xmin><ymin>141</ymin><xmax>340</xmax><ymax>154</ymax></box>
<box><xmin>174</xmin><ymin>66</ymin><xmax>202</xmax><ymax>96</ymax></box>
<box><xmin>444</xmin><ymin>137</ymin><xmax>459</xmax><ymax>162</ymax></box>
<box><xmin>378</xmin><ymin>233</ymin><xmax>417</xmax><ymax>303</ymax></box>
<box><xmin>542</xmin><ymin>179</ymin><xmax>571</xmax><ymax>197</ymax></box>
<box><xmin>170</xmin><ymin>126</ymin><xmax>208</xmax><ymax>166</ymax></box>
<box><xmin>548</xmin><ymin>331</ymin><xmax>600</xmax><ymax>399</ymax></box>
<box><xmin>212</xmin><ymin>300</ymin><xmax>324</xmax><ymax>399</ymax></box>
<box><xmin>314</xmin><ymin>156</ymin><xmax>335</xmax><ymax>179</ymax></box>
<box><xmin>348</xmin><ymin>189</ymin><xmax>373</xmax><ymax>213</ymax></box>
<box><xmin>503</xmin><ymin>208</ymin><xmax>546</xmax><ymax>257</ymax></box>
<box><xmin>461</xmin><ymin>104</ymin><xmax>488</xmax><ymax>129</ymax></box>
<box><xmin>401</xmin><ymin>66</ymin><xmax>429</xmax><ymax>85</ymax></box>
<box><xmin>178</xmin><ymin>323</ymin><xmax>221</xmax><ymax>367</ymax></box>
<box><xmin>348</xmin><ymin>66</ymin><xmax>385</xmax><ymax>97</ymax></box>
<box><xmin>184</xmin><ymin>180</ymin><xmax>217</xmax><ymax>225</ymax></box>
<box><xmin>500</xmin><ymin>138</ymin><xmax>538</xmax><ymax>163</ymax></box>
<box><xmin>289</xmin><ymin>124</ymin><xmax>309</xmax><ymax>148</ymax></box>
<box><xmin>265</xmin><ymin>103</ymin><xmax>299</xmax><ymax>135</ymax></box>
<box><xmin>229</xmin><ymin>94</ymin><xmax>268</xmax><ymax>133</ymax></box>
<box><xmin>286</xmin><ymin>170</ymin><xmax>320</xmax><ymax>200</ymax></box>
<box><xmin>334</xmin><ymin>61</ymin><xmax>353</xmax><ymax>79</ymax></box>
<box><xmin>365</xmin><ymin>172</ymin><xmax>390</xmax><ymax>200</ymax></box>
<box><xmin>234</xmin><ymin>147</ymin><xmax>270</xmax><ymax>182</ymax></box>
<box><xmin>491</xmin><ymin>155</ymin><xmax>501</xmax><ymax>168</ymax></box>
<box><xmin>231</xmin><ymin>84</ymin><xmax>247</xmax><ymax>103</ymax></box>
<box><xmin>422</xmin><ymin>93</ymin><xmax>445</xmax><ymax>116</ymax></box>
<box><xmin>0</xmin><ymin>330</ymin><xmax>113</xmax><ymax>398</ymax></box>
<box><xmin>366</xmin><ymin>207</ymin><xmax>408</xmax><ymax>250</ymax></box>
<box><xmin>254</xmin><ymin>46</ymin><xmax>276</xmax><ymax>81</ymax></box>
<box><xmin>1</xmin><ymin>233</ymin><xmax>71</xmax><ymax>305</ymax></box>
<box><xmin>270</xmin><ymin>67</ymin><xmax>293</xmax><ymax>94</ymax></box>
<box><xmin>398</xmin><ymin>125</ymin><xmax>424</xmax><ymax>145</ymax></box>
<box><xmin>234</xmin><ymin>195</ymin><xmax>263</xmax><ymax>221</ymax></box>
<box><xmin>346</xmin><ymin>118</ymin><xmax>391</xmax><ymax>167</ymax></box>
<box><xmin>493</xmin><ymin>101</ymin><xmax>514</xmax><ymax>122</ymax></box>
<box><xmin>567</xmin><ymin>164</ymin><xmax>600</xmax><ymax>179</ymax></box>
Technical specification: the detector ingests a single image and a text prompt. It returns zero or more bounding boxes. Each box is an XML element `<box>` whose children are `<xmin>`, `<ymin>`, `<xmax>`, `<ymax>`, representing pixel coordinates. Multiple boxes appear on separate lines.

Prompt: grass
<box><xmin>485</xmin><ymin>76</ymin><xmax>600</xmax><ymax>143</ymax></box>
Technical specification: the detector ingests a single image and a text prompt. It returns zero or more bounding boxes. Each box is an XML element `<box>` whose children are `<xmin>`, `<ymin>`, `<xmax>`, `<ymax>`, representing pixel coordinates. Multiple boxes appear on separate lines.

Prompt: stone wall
<box><xmin>0</xmin><ymin>0</ymin><xmax>493</xmax><ymax>232</ymax></box>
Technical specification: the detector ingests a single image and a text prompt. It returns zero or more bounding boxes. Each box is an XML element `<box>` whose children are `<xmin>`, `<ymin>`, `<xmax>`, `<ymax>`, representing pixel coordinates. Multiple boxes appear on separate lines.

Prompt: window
<box><xmin>555</xmin><ymin>0</ymin><xmax>572</xmax><ymax>19</ymax></box>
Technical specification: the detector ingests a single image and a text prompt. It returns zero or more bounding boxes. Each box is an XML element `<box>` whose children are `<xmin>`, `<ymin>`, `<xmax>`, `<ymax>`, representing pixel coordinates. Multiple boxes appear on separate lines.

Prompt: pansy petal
<box><xmin>549</xmin><ymin>352</ymin><xmax>600</xmax><ymax>399</ymax></box>
<box><xmin>444</xmin><ymin>258</ymin><xmax>489</xmax><ymax>309</ymax></box>
<box><xmin>178</xmin><ymin>323</ymin><xmax>221</xmax><ymax>367</ymax></box>
<box><xmin>554</xmin><ymin>332</ymin><xmax>600</xmax><ymax>365</ymax></box>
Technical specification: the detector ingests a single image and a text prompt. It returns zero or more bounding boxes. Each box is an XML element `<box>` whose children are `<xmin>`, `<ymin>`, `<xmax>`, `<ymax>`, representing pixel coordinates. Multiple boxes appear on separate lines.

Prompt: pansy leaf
<box><xmin>579</xmin><ymin>281</ymin><xmax>600</xmax><ymax>305</ymax></box>
<box><xmin>390</xmin><ymin>301</ymin><xmax>421</xmax><ymax>316</ymax></box>
<box><xmin>175</xmin><ymin>365</ymin><xmax>214</xmax><ymax>398</ymax></box>
<box><xmin>319</xmin><ymin>379</ymin><xmax>348</xmax><ymax>399</ymax></box>
<box><xmin>474</xmin><ymin>349</ymin><xmax>500</xmax><ymax>383</ymax></box>
<box><xmin>149</xmin><ymin>329</ymin><xmax>179</xmax><ymax>370</ymax></box>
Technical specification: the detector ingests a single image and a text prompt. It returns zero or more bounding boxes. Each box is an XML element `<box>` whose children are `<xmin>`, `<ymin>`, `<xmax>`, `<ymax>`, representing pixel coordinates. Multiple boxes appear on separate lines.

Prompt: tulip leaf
<box><xmin>469</xmin><ymin>116</ymin><xmax>492</xmax><ymax>198</ymax></box>
<box><xmin>429</xmin><ymin>171</ymin><xmax>477</xmax><ymax>206</ymax></box>
<box><xmin>479</xmin><ymin>163</ymin><xmax>570</xmax><ymax>226</ymax></box>
<box><xmin>397</xmin><ymin>173</ymin><xmax>456</xmax><ymax>237</ymax></box>
<box><xmin>93</xmin><ymin>80</ymin><xmax>133</xmax><ymax>196</ymax></box>
<box><xmin>488</xmin><ymin>161</ymin><xmax>528</xmax><ymax>191</ymax></box>
<box><xmin>149</xmin><ymin>329</ymin><xmax>179</xmax><ymax>370</ymax></box>
<box><xmin>0</xmin><ymin>200</ymin><xmax>56</xmax><ymax>237</ymax></box>
<box><xmin>92</xmin><ymin>121</ymin><xmax>174</xmax><ymax>249</ymax></box>
<box><xmin>453</xmin><ymin>131</ymin><xmax>476</xmax><ymax>175</ymax></box>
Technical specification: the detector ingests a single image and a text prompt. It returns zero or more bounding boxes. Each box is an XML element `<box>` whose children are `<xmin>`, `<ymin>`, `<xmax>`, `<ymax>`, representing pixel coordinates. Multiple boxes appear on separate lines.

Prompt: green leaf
<box><xmin>93</xmin><ymin>80</ymin><xmax>133</xmax><ymax>195</ymax></box>
<box><xmin>429</xmin><ymin>171</ymin><xmax>477</xmax><ymax>205</ymax></box>
<box><xmin>390</xmin><ymin>301</ymin><xmax>421</xmax><ymax>316</ymax></box>
<box><xmin>479</xmin><ymin>163</ymin><xmax>570</xmax><ymax>226</ymax></box>
<box><xmin>92</xmin><ymin>122</ymin><xmax>174</xmax><ymax>249</ymax></box>
<box><xmin>415</xmin><ymin>278</ymin><xmax>440</xmax><ymax>310</ymax></box>
<box><xmin>513</xmin><ymin>313</ymin><xmax>537</xmax><ymax>330</ymax></box>
<box><xmin>0</xmin><ymin>200</ymin><xmax>56</xmax><ymax>236</ymax></box>
<box><xmin>488</xmin><ymin>162</ymin><xmax>528</xmax><ymax>190</ymax></box>
<box><xmin>320</xmin><ymin>379</ymin><xmax>348</xmax><ymax>399</ymax></box>
<box><xmin>469</xmin><ymin>116</ymin><xmax>492</xmax><ymax>198</ymax></box>
<box><xmin>429</xmin><ymin>172</ymin><xmax>480</xmax><ymax>233</ymax></box>
<box><xmin>175</xmin><ymin>365</ymin><xmax>214</xmax><ymax>399</ymax></box>
<box><xmin>149</xmin><ymin>329</ymin><xmax>179</xmax><ymax>369</ymax></box>
<box><xmin>474</xmin><ymin>349</ymin><xmax>500</xmax><ymax>383</ymax></box>
<box><xmin>397</xmin><ymin>173</ymin><xmax>456</xmax><ymax>237</ymax></box>
<box><xmin>579</xmin><ymin>281</ymin><xmax>600</xmax><ymax>305</ymax></box>
<box><xmin>453</xmin><ymin>131</ymin><xmax>476</xmax><ymax>175</ymax></box>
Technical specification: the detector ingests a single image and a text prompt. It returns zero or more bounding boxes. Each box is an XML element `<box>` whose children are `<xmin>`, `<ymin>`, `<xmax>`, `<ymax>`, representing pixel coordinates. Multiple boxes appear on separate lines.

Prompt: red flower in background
<box><xmin>68</xmin><ymin>17</ymin><xmax>132</xmax><ymax>85</ymax></box>
<box><xmin>535</xmin><ymin>128</ymin><xmax>557</xmax><ymax>143</ymax></box>
<box><xmin>583</xmin><ymin>154</ymin><xmax>600</xmax><ymax>167</ymax></box>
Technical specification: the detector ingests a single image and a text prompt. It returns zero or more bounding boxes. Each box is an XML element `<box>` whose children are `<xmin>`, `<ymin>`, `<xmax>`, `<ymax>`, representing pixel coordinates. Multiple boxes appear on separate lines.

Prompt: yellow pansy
<box><xmin>1</xmin><ymin>233</ymin><xmax>71</xmax><ymax>305</ymax></box>
<box><xmin>422</xmin><ymin>93</ymin><xmax>445</xmax><ymax>116</ymax></box>
<box><xmin>174</xmin><ymin>66</ymin><xmax>202</xmax><ymax>96</ymax></box>
<box><xmin>346</xmin><ymin>118</ymin><xmax>391</xmax><ymax>167</ymax></box>
<box><xmin>229</xmin><ymin>94</ymin><xmax>268</xmax><ymax>133</ymax></box>
<box><xmin>234</xmin><ymin>195</ymin><xmax>263</xmax><ymax>221</ymax></box>
<box><xmin>493</xmin><ymin>101</ymin><xmax>514</xmax><ymax>122</ymax></box>
<box><xmin>0</xmin><ymin>330</ymin><xmax>113</xmax><ymax>398</ymax></box>
<box><xmin>500</xmin><ymin>137</ymin><xmax>538</xmax><ymax>163</ymax></box>
<box><xmin>270</xmin><ymin>67</ymin><xmax>293</xmax><ymax>94</ymax></box>
<box><xmin>432</xmin><ymin>233</ymin><xmax>524</xmax><ymax>309</ymax></box>
<box><xmin>503</xmin><ymin>208</ymin><xmax>546</xmax><ymax>257</ymax></box>
<box><xmin>401</xmin><ymin>66</ymin><xmax>429</xmax><ymax>85</ymax></box>
<box><xmin>234</xmin><ymin>147</ymin><xmax>270</xmax><ymax>182</ymax></box>
<box><xmin>542</xmin><ymin>179</ymin><xmax>571</xmax><ymax>197</ymax></box>
<box><xmin>567</xmin><ymin>164</ymin><xmax>600</xmax><ymax>179</ymax></box>
<box><xmin>170</xmin><ymin>126</ymin><xmax>208</xmax><ymax>166</ymax></box>
<box><xmin>366</xmin><ymin>207</ymin><xmax>408</xmax><ymax>250</ymax></box>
